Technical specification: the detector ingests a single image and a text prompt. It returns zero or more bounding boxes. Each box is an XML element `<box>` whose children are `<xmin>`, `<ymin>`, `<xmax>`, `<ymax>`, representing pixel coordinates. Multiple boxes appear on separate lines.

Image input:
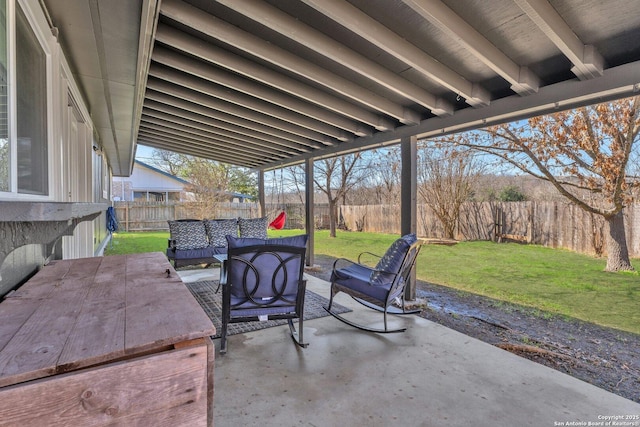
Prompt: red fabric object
<box><xmin>269</xmin><ymin>211</ymin><xmax>287</xmax><ymax>230</ymax></box>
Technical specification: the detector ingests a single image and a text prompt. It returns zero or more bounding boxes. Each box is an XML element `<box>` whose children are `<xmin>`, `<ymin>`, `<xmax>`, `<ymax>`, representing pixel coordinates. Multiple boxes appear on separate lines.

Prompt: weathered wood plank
<box><xmin>0</xmin><ymin>298</ymin><xmax>43</xmax><ymax>352</ymax></box>
<box><xmin>124</xmin><ymin>283</ymin><xmax>216</xmax><ymax>351</ymax></box>
<box><xmin>57</xmin><ymin>256</ymin><xmax>127</xmax><ymax>371</ymax></box>
<box><xmin>0</xmin><ymin>257</ymin><xmax>106</xmax><ymax>386</ymax></box>
<box><xmin>0</xmin><ymin>286</ymin><xmax>91</xmax><ymax>387</ymax></box>
<box><xmin>4</xmin><ymin>260</ymin><xmax>71</xmax><ymax>300</ymax></box>
<box><xmin>0</xmin><ymin>344</ymin><xmax>209</xmax><ymax>426</ymax></box>
<box><xmin>124</xmin><ymin>253</ymin><xmax>216</xmax><ymax>352</ymax></box>
<box><xmin>0</xmin><ymin>252</ymin><xmax>215</xmax><ymax>388</ymax></box>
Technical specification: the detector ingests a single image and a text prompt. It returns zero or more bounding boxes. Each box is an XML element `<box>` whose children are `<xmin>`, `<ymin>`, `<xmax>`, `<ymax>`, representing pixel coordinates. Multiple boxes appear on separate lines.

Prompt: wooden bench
<box><xmin>0</xmin><ymin>252</ymin><xmax>216</xmax><ymax>426</ymax></box>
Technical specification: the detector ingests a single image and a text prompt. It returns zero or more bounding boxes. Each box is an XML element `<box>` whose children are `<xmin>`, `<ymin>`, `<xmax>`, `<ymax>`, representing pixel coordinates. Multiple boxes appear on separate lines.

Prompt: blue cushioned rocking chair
<box><xmin>324</xmin><ymin>234</ymin><xmax>423</xmax><ymax>333</ymax></box>
<box><xmin>220</xmin><ymin>235</ymin><xmax>309</xmax><ymax>353</ymax></box>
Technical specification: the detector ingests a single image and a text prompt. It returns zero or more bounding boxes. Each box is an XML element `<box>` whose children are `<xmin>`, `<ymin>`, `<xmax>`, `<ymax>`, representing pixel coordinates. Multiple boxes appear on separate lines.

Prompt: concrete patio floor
<box><xmin>178</xmin><ymin>269</ymin><xmax>640</xmax><ymax>427</ymax></box>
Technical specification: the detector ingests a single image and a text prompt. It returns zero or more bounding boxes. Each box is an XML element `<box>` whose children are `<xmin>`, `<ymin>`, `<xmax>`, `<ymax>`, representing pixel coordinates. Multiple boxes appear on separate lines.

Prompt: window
<box><xmin>16</xmin><ymin>3</ymin><xmax>47</xmax><ymax>195</ymax></box>
<box><xmin>0</xmin><ymin>1</ymin><xmax>48</xmax><ymax>196</ymax></box>
<box><xmin>0</xmin><ymin>0</ymin><xmax>8</xmax><ymax>192</ymax></box>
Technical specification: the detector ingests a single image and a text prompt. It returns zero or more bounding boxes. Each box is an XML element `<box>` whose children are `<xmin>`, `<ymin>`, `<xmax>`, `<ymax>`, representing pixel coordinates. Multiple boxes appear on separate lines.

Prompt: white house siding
<box><xmin>112</xmin><ymin>162</ymin><xmax>187</xmax><ymax>202</ymax></box>
<box><xmin>0</xmin><ymin>0</ymin><xmax>110</xmax><ymax>296</ymax></box>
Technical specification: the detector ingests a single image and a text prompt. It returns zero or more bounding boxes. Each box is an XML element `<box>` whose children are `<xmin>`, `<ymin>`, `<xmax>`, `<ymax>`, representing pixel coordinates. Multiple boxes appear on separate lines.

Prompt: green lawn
<box><xmin>105</xmin><ymin>231</ymin><xmax>170</xmax><ymax>255</ymax></box>
<box><xmin>105</xmin><ymin>230</ymin><xmax>640</xmax><ymax>335</ymax></box>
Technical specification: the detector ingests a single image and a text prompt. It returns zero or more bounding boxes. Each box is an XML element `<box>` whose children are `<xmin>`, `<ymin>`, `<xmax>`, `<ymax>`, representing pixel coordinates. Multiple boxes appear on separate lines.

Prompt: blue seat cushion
<box><xmin>229</xmin><ymin>295</ymin><xmax>298</xmax><ymax>317</ymax></box>
<box><xmin>332</xmin><ymin>263</ymin><xmax>393</xmax><ymax>303</ymax></box>
<box><xmin>167</xmin><ymin>246</ymin><xmax>212</xmax><ymax>260</ymax></box>
<box><xmin>226</xmin><ymin>234</ymin><xmax>308</xmax><ymax>249</ymax></box>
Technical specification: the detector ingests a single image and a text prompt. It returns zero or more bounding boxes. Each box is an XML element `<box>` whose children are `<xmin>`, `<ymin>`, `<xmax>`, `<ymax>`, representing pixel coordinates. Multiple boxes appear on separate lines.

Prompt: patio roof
<box><xmin>42</xmin><ymin>0</ymin><xmax>640</xmax><ymax>176</ymax></box>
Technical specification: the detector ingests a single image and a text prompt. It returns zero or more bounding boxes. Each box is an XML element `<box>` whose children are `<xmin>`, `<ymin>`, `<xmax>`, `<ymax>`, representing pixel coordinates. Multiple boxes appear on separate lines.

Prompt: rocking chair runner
<box><xmin>324</xmin><ymin>234</ymin><xmax>423</xmax><ymax>333</ymax></box>
<box><xmin>220</xmin><ymin>234</ymin><xmax>309</xmax><ymax>353</ymax></box>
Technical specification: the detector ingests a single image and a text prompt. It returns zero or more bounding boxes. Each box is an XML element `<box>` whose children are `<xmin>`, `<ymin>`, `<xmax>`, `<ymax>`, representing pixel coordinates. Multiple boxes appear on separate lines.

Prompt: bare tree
<box><xmin>438</xmin><ymin>96</ymin><xmax>640</xmax><ymax>271</ymax></box>
<box><xmin>181</xmin><ymin>157</ymin><xmax>231</xmax><ymax>219</ymax></box>
<box><xmin>417</xmin><ymin>145</ymin><xmax>482</xmax><ymax>239</ymax></box>
<box><xmin>148</xmin><ymin>149</ymin><xmax>185</xmax><ymax>175</ymax></box>
<box><xmin>368</xmin><ymin>147</ymin><xmax>401</xmax><ymax>205</ymax></box>
<box><xmin>148</xmin><ymin>149</ymin><xmax>234</xmax><ymax>218</ymax></box>
<box><xmin>291</xmin><ymin>154</ymin><xmax>370</xmax><ymax>237</ymax></box>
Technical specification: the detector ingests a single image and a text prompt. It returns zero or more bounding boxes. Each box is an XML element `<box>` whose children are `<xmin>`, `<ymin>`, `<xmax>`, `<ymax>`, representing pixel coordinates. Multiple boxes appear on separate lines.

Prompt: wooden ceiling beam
<box><xmin>214</xmin><ymin>0</ymin><xmax>450</xmax><ymax>118</ymax></box>
<box><xmin>137</xmin><ymin>127</ymin><xmax>282</xmax><ymax>164</ymax></box>
<box><xmin>148</xmin><ymin>63</ymin><xmax>354</xmax><ymax>142</ymax></box>
<box><xmin>514</xmin><ymin>0</ymin><xmax>604</xmax><ymax>80</ymax></box>
<box><xmin>140</xmin><ymin>112</ymin><xmax>300</xmax><ymax>157</ymax></box>
<box><xmin>142</xmin><ymin>100</ymin><xmax>317</xmax><ymax>153</ymax></box>
<box><xmin>302</xmin><ymin>0</ymin><xmax>490</xmax><ymax>107</ymax></box>
<box><xmin>155</xmin><ymin>24</ymin><xmax>398</xmax><ymax>130</ymax></box>
<box><xmin>145</xmin><ymin>80</ymin><xmax>339</xmax><ymax>147</ymax></box>
<box><xmin>152</xmin><ymin>46</ymin><xmax>374</xmax><ymax>137</ymax></box>
<box><xmin>159</xmin><ymin>0</ymin><xmax>420</xmax><ymax>123</ymax></box>
<box><xmin>137</xmin><ymin>134</ymin><xmax>261</xmax><ymax>168</ymax></box>
<box><xmin>402</xmin><ymin>0</ymin><xmax>540</xmax><ymax>95</ymax></box>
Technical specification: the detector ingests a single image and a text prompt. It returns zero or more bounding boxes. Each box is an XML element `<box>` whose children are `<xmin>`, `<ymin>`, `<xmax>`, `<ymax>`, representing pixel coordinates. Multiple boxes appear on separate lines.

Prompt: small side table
<box><xmin>212</xmin><ymin>254</ymin><xmax>228</xmax><ymax>292</ymax></box>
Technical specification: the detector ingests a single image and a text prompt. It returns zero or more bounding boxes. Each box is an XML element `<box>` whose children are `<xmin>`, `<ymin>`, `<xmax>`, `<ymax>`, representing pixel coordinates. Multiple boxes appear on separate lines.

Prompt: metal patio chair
<box><xmin>220</xmin><ymin>235</ymin><xmax>308</xmax><ymax>353</ymax></box>
<box><xmin>324</xmin><ymin>234</ymin><xmax>423</xmax><ymax>333</ymax></box>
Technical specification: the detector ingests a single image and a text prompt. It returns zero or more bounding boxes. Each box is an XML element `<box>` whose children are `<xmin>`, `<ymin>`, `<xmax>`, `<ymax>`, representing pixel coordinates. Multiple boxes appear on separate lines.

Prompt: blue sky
<box><xmin>135</xmin><ymin>144</ymin><xmax>155</xmax><ymax>162</ymax></box>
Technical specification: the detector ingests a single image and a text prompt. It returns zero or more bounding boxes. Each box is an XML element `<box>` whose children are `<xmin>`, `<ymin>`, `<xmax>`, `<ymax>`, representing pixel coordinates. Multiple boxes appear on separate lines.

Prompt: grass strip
<box><xmin>105</xmin><ymin>230</ymin><xmax>639</xmax><ymax>335</ymax></box>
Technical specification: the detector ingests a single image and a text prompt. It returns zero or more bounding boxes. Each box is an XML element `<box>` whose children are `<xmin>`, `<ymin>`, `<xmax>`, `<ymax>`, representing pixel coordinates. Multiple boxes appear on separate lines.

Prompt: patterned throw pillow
<box><xmin>168</xmin><ymin>220</ymin><xmax>209</xmax><ymax>250</ymax></box>
<box><xmin>238</xmin><ymin>217</ymin><xmax>268</xmax><ymax>239</ymax></box>
<box><xmin>204</xmin><ymin>219</ymin><xmax>238</xmax><ymax>247</ymax></box>
<box><xmin>371</xmin><ymin>234</ymin><xmax>417</xmax><ymax>285</ymax></box>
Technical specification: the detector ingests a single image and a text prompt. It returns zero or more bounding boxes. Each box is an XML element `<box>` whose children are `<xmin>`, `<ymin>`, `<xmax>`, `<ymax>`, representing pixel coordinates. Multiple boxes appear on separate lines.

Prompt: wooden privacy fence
<box><xmin>341</xmin><ymin>201</ymin><xmax>640</xmax><ymax>257</ymax></box>
<box><xmin>265</xmin><ymin>203</ymin><xmax>331</xmax><ymax>230</ymax></box>
<box><xmin>113</xmin><ymin>202</ymin><xmax>332</xmax><ymax>231</ymax></box>
<box><xmin>113</xmin><ymin>201</ymin><xmax>260</xmax><ymax>231</ymax></box>
<box><xmin>114</xmin><ymin>200</ymin><xmax>640</xmax><ymax>257</ymax></box>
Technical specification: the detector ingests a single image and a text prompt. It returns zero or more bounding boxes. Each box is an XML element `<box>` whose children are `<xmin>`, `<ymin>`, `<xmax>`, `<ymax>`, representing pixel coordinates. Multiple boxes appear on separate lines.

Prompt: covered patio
<box><xmin>43</xmin><ymin>1</ymin><xmax>640</xmax><ymax>269</ymax></box>
<box><xmin>30</xmin><ymin>0</ymin><xmax>640</xmax><ymax>424</ymax></box>
<box><xmin>178</xmin><ymin>268</ymin><xmax>640</xmax><ymax>426</ymax></box>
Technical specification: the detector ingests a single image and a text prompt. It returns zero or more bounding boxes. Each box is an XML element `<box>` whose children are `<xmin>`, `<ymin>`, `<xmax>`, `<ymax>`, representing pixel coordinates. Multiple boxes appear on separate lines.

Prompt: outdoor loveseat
<box><xmin>166</xmin><ymin>217</ymin><xmax>268</xmax><ymax>268</ymax></box>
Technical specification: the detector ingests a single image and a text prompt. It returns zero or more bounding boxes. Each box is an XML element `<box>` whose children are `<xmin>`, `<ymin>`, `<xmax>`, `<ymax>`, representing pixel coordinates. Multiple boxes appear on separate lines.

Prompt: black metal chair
<box><xmin>324</xmin><ymin>234</ymin><xmax>423</xmax><ymax>333</ymax></box>
<box><xmin>220</xmin><ymin>235</ymin><xmax>308</xmax><ymax>353</ymax></box>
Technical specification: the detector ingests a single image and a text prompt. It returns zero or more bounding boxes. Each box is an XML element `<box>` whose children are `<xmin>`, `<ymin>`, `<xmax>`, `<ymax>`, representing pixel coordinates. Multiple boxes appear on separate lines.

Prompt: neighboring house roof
<box><xmin>228</xmin><ymin>191</ymin><xmax>255</xmax><ymax>201</ymax></box>
<box><xmin>129</xmin><ymin>161</ymin><xmax>254</xmax><ymax>200</ymax></box>
<box><xmin>134</xmin><ymin>160</ymin><xmax>191</xmax><ymax>186</ymax></box>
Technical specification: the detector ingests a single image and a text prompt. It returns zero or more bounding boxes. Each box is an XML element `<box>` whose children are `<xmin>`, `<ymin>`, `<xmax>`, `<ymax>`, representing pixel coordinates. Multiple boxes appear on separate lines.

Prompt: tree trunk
<box><xmin>605</xmin><ymin>211</ymin><xmax>634</xmax><ymax>272</ymax></box>
<box><xmin>444</xmin><ymin>218</ymin><xmax>455</xmax><ymax>240</ymax></box>
<box><xmin>328</xmin><ymin>200</ymin><xmax>337</xmax><ymax>238</ymax></box>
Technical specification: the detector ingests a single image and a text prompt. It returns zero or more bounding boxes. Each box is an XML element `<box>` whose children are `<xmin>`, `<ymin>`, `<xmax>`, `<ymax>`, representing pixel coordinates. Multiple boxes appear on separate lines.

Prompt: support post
<box><xmin>401</xmin><ymin>136</ymin><xmax>418</xmax><ymax>301</ymax></box>
<box><xmin>305</xmin><ymin>158</ymin><xmax>315</xmax><ymax>267</ymax></box>
<box><xmin>258</xmin><ymin>169</ymin><xmax>265</xmax><ymax>218</ymax></box>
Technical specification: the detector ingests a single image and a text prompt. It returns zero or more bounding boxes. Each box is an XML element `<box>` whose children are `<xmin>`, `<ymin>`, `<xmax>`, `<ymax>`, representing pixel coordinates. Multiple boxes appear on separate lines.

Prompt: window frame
<box><xmin>0</xmin><ymin>0</ymin><xmax>53</xmax><ymax>200</ymax></box>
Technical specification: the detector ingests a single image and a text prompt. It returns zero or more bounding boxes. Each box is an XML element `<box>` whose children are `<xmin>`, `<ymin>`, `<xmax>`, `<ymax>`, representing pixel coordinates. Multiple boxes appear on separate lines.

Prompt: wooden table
<box><xmin>0</xmin><ymin>252</ymin><xmax>216</xmax><ymax>426</ymax></box>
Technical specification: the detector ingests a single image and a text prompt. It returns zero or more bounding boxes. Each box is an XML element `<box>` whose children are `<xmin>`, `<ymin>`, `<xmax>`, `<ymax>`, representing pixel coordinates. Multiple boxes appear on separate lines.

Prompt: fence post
<box><xmin>494</xmin><ymin>206</ymin><xmax>502</xmax><ymax>242</ymax></box>
<box><xmin>125</xmin><ymin>202</ymin><xmax>129</xmax><ymax>232</ymax></box>
<box><xmin>527</xmin><ymin>202</ymin><xmax>534</xmax><ymax>243</ymax></box>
